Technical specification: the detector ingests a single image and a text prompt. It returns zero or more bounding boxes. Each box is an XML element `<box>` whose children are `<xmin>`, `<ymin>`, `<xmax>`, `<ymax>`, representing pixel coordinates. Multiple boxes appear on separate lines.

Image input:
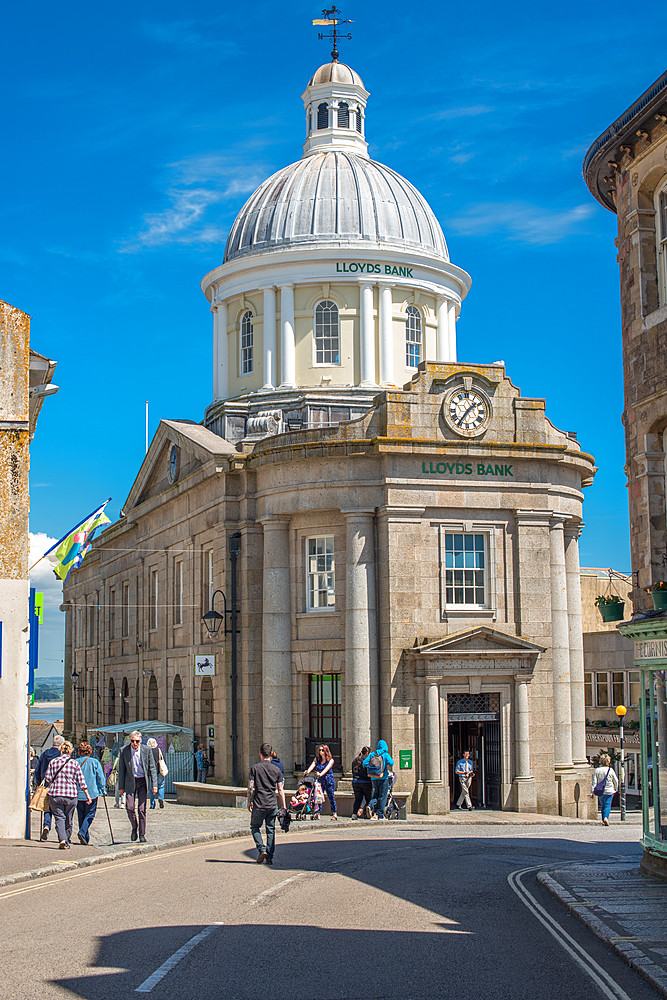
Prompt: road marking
<box><xmin>135</xmin><ymin>923</ymin><xmax>224</xmax><ymax>993</ymax></box>
<box><xmin>508</xmin><ymin>866</ymin><xmax>633</xmax><ymax>1000</ymax></box>
<box><xmin>249</xmin><ymin>873</ymin><xmax>307</xmax><ymax>905</ymax></box>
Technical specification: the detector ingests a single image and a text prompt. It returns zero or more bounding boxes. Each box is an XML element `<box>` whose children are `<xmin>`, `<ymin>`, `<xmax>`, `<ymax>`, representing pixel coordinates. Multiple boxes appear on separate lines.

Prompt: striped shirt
<box><xmin>44</xmin><ymin>755</ymin><xmax>88</xmax><ymax>798</ymax></box>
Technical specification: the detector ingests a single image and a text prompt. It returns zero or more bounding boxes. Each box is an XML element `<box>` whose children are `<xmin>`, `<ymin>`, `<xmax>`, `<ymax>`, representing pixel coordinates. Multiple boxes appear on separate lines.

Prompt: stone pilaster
<box><xmin>550</xmin><ymin>515</ymin><xmax>573</xmax><ymax>771</ymax></box>
<box><xmin>564</xmin><ymin>522</ymin><xmax>587</xmax><ymax>766</ymax></box>
<box><xmin>513</xmin><ymin>675</ymin><xmax>537</xmax><ymax>811</ymax></box>
<box><xmin>260</xmin><ymin>516</ymin><xmax>292</xmax><ymax>759</ymax></box>
<box><xmin>342</xmin><ymin>508</ymin><xmax>378</xmax><ymax>758</ymax></box>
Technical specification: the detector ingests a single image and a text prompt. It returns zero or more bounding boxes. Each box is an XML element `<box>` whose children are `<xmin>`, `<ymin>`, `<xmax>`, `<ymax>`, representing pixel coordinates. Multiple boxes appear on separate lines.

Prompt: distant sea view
<box><xmin>31</xmin><ymin>703</ymin><xmax>64</xmax><ymax>726</ymax></box>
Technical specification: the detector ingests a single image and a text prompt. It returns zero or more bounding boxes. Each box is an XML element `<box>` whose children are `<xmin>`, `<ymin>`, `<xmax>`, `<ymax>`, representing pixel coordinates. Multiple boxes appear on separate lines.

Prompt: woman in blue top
<box><xmin>305</xmin><ymin>744</ymin><xmax>338</xmax><ymax>820</ymax></box>
<box><xmin>75</xmin><ymin>742</ymin><xmax>107</xmax><ymax>845</ymax></box>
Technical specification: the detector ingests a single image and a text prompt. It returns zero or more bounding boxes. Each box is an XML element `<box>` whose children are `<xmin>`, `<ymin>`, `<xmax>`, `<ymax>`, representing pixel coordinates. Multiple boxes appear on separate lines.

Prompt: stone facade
<box><xmin>584</xmin><ymin>71</ymin><xmax>667</xmax><ymax>608</ymax></box>
<box><xmin>64</xmin><ymin>363</ymin><xmax>597</xmax><ymax>817</ymax></box>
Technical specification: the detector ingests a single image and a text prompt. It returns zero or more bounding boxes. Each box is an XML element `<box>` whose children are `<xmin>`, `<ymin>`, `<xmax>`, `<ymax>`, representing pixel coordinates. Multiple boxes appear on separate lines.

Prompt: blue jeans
<box><xmin>197</xmin><ymin>769</ymin><xmax>208</xmax><ymax>783</ymax></box>
<box><xmin>150</xmin><ymin>776</ymin><xmax>165</xmax><ymax>807</ymax></box>
<box><xmin>368</xmin><ymin>778</ymin><xmax>389</xmax><ymax>817</ymax></box>
<box><xmin>42</xmin><ymin>810</ymin><xmax>52</xmax><ymax>830</ymax></box>
<box><xmin>77</xmin><ymin>799</ymin><xmax>98</xmax><ymax>843</ymax></box>
<box><xmin>318</xmin><ymin>774</ymin><xmax>337</xmax><ymax>814</ymax></box>
<box><xmin>599</xmin><ymin>793</ymin><xmax>613</xmax><ymax>821</ymax></box>
<box><xmin>251</xmin><ymin>806</ymin><xmax>277</xmax><ymax>860</ymax></box>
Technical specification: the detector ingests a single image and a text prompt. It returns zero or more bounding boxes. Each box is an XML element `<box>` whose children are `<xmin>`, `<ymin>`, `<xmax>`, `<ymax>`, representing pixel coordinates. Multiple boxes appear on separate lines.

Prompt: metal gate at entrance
<box><xmin>448</xmin><ymin>693</ymin><xmax>502</xmax><ymax>809</ymax></box>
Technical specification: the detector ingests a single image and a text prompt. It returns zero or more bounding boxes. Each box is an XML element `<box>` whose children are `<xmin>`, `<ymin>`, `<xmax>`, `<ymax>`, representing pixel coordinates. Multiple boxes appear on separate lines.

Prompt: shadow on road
<box><xmin>50</xmin><ymin>833</ymin><xmax>644</xmax><ymax>1000</ymax></box>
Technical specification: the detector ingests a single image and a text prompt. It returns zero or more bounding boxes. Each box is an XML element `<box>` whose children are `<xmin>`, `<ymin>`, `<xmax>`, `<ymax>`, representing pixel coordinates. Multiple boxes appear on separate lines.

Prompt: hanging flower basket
<box><xmin>595</xmin><ymin>594</ymin><xmax>625</xmax><ymax>622</ymax></box>
<box><xmin>647</xmin><ymin>583</ymin><xmax>667</xmax><ymax>611</ymax></box>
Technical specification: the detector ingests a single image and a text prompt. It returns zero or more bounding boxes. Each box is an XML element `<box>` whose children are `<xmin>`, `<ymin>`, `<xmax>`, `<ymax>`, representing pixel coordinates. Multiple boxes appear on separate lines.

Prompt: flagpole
<box><xmin>28</xmin><ymin>498</ymin><xmax>112</xmax><ymax>573</ymax></box>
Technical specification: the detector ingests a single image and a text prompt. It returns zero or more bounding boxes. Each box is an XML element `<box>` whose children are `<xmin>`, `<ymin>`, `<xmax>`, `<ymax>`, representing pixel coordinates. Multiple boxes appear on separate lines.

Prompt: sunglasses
<box><xmin>130</xmin><ymin>739</ymin><xmax>141</xmax><ymax>744</ymax></box>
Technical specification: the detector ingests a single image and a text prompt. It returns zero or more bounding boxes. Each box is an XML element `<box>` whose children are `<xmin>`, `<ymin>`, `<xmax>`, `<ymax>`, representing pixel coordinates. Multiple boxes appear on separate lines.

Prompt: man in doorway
<box><xmin>247</xmin><ymin>743</ymin><xmax>286</xmax><ymax>866</ymax></box>
<box><xmin>118</xmin><ymin>731</ymin><xmax>158</xmax><ymax>843</ymax></box>
<box><xmin>455</xmin><ymin>750</ymin><xmax>475</xmax><ymax>810</ymax></box>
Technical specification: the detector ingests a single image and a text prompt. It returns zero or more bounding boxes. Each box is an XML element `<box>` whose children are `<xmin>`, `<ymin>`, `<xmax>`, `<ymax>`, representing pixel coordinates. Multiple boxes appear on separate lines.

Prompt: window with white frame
<box><xmin>150</xmin><ymin>569</ymin><xmax>158</xmax><ymax>631</ymax></box>
<box><xmin>405</xmin><ymin>305</ymin><xmax>422</xmax><ymax>368</ymax></box>
<box><xmin>314</xmin><ymin>300</ymin><xmax>340</xmax><ymax>365</ymax></box>
<box><xmin>584</xmin><ymin>670</ymin><xmax>639</xmax><ymax>708</ymax></box>
<box><xmin>658</xmin><ymin>184</ymin><xmax>667</xmax><ymax>306</ymax></box>
<box><xmin>444</xmin><ymin>532</ymin><xmax>486</xmax><ymax>606</ymax></box>
<box><xmin>240</xmin><ymin>311</ymin><xmax>253</xmax><ymax>375</ymax></box>
<box><xmin>307</xmin><ymin>536</ymin><xmax>335</xmax><ymax>610</ymax></box>
<box><xmin>122</xmin><ymin>582</ymin><xmax>129</xmax><ymax>637</ymax></box>
<box><xmin>174</xmin><ymin>559</ymin><xmax>183</xmax><ymax>625</ymax></box>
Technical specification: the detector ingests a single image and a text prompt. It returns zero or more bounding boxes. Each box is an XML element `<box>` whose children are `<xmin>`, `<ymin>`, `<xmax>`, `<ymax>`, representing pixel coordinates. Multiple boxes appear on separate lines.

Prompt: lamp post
<box><xmin>200</xmin><ymin>530</ymin><xmax>242</xmax><ymax>787</ymax></box>
<box><xmin>616</xmin><ymin>703</ymin><xmax>627</xmax><ymax>821</ymax></box>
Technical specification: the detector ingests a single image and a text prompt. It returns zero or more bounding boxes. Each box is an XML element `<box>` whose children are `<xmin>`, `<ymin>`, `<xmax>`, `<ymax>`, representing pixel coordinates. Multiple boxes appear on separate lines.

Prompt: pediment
<box><xmin>125</xmin><ymin>419</ymin><xmax>237</xmax><ymax>512</ymax></box>
<box><xmin>406</xmin><ymin>627</ymin><xmax>545</xmax><ymax>658</ymax></box>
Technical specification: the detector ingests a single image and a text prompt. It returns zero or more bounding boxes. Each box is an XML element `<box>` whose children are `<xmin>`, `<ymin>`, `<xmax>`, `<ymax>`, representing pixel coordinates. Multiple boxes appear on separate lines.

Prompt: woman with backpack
<box><xmin>363</xmin><ymin>740</ymin><xmax>394</xmax><ymax>820</ymax></box>
<box><xmin>351</xmin><ymin>746</ymin><xmax>372</xmax><ymax>819</ymax></box>
<box><xmin>590</xmin><ymin>753</ymin><xmax>619</xmax><ymax>826</ymax></box>
<box><xmin>305</xmin><ymin>744</ymin><xmax>337</xmax><ymax>820</ymax></box>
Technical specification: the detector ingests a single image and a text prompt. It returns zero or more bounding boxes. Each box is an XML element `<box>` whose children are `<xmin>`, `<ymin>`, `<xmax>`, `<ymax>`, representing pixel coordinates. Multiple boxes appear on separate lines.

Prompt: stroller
<box><xmin>289</xmin><ymin>774</ymin><xmax>320</xmax><ymax>821</ymax></box>
<box><xmin>383</xmin><ymin>771</ymin><xmax>400</xmax><ymax>821</ymax></box>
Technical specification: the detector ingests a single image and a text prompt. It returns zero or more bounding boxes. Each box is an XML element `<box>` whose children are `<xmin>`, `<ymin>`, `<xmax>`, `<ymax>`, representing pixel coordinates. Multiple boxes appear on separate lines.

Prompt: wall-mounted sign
<box><xmin>208</xmin><ymin>726</ymin><xmax>214</xmax><ymax>739</ymax></box>
<box><xmin>335</xmin><ymin>262</ymin><xmax>414</xmax><ymax>277</ymax></box>
<box><xmin>634</xmin><ymin>639</ymin><xmax>667</xmax><ymax>660</ymax></box>
<box><xmin>195</xmin><ymin>654</ymin><xmax>215</xmax><ymax>676</ymax></box>
<box><xmin>399</xmin><ymin>750</ymin><xmax>413</xmax><ymax>770</ymax></box>
<box><xmin>421</xmin><ymin>460</ymin><xmax>513</xmax><ymax>477</ymax></box>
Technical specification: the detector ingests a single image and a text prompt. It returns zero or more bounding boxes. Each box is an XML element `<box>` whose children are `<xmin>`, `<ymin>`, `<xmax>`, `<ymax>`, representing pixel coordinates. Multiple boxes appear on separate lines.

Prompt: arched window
<box><xmin>405</xmin><ymin>305</ymin><xmax>422</xmax><ymax>368</ymax></box>
<box><xmin>337</xmin><ymin>102</ymin><xmax>349</xmax><ymax>128</ymax></box>
<box><xmin>658</xmin><ymin>181</ymin><xmax>667</xmax><ymax>306</ymax></box>
<box><xmin>355</xmin><ymin>108</ymin><xmax>363</xmax><ymax>134</ymax></box>
<box><xmin>173</xmin><ymin>674</ymin><xmax>183</xmax><ymax>726</ymax></box>
<box><xmin>148</xmin><ymin>675</ymin><xmax>159</xmax><ymax>720</ymax></box>
<box><xmin>200</xmin><ymin>677</ymin><xmax>214</xmax><ymax>759</ymax></box>
<box><xmin>240</xmin><ymin>311</ymin><xmax>253</xmax><ymax>375</ymax></box>
<box><xmin>315</xmin><ymin>300</ymin><xmax>340</xmax><ymax>365</ymax></box>
<box><xmin>121</xmin><ymin>677</ymin><xmax>129</xmax><ymax>724</ymax></box>
<box><xmin>317</xmin><ymin>102</ymin><xmax>329</xmax><ymax>130</ymax></box>
<box><xmin>108</xmin><ymin>678</ymin><xmax>115</xmax><ymax>725</ymax></box>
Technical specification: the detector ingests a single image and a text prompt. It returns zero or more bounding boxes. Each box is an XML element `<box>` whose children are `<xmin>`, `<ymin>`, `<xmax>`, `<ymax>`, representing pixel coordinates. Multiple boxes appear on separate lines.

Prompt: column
<box><xmin>436</xmin><ymin>297</ymin><xmax>448</xmax><ymax>362</ymax></box>
<box><xmin>550</xmin><ymin>515</ymin><xmax>573</xmax><ymax>770</ymax></box>
<box><xmin>279</xmin><ymin>284</ymin><xmax>295</xmax><ymax>388</ymax></box>
<box><xmin>512</xmin><ymin>675</ymin><xmax>537</xmax><ymax>812</ymax></box>
<box><xmin>213</xmin><ymin>300</ymin><xmax>228</xmax><ymax>401</ymax></box>
<box><xmin>342</xmin><ymin>509</ymin><xmax>378</xmax><ymax>755</ymax></box>
<box><xmin>359</xmin><ymin>282</ymin><xmax>376</xmax><ymax>386</ymax></box>
<box><xmin>262</xmin><ymin>286</ymin><xmax>277</xmax><ymax>390</ymax></box>
<box><xmin>447</xmin><ymin>301</ymin><xmax>457</xmax><ymax>362</ymax></box>
<box><xmin>378</xmin><ymin>283</ymin><xmax>394</xmax><ymax>385</ymax></box>
<box><xmin>565</xmin><ymin>522</ymin><xmax>587</xmax><ymax>766</ymax></box>
<box><xmin>424</xmin><ymin>681</ymin><xmax>441</xmax><ymax>782</ymax></box>
<box><xmin>260</xmin><ymin>516</ymin><xmax>292</xmax><ymax>758</ymax></box>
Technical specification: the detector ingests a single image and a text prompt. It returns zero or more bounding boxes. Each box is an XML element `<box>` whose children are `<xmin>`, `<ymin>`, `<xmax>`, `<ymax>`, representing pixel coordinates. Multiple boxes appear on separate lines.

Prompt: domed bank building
<box><xmin>64</xmin><ymin>57</ymin><xmax>597</xmax><ymax>818</ymax></box>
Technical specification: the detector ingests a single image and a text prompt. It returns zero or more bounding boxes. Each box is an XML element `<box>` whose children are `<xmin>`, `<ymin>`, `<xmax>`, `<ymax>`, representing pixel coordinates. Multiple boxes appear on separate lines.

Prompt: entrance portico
<box><xmin>407</xmin><ymin>628</ymin><xmax>544</xmax><ymax>814</ymax></box>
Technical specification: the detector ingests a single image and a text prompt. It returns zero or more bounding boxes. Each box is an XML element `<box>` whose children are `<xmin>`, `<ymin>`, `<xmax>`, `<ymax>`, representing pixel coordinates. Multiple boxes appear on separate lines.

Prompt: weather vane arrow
<box><xmin>312</xmin><ymin>6</ymin><xmax>353</xmax><ymax>62</ymax></box>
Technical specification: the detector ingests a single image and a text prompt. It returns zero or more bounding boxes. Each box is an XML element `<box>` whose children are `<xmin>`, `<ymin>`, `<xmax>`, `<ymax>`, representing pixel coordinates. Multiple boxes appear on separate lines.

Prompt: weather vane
<box><xmin>312</xmin><ymin>7</ymin><xmax>353</xmax><ymax>62</ymax></box>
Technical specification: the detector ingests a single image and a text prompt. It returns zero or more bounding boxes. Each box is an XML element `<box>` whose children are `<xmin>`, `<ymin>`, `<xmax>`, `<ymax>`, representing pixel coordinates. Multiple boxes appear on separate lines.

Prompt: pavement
<box><xmin>539</xmin><ymin>858</ymin><xmax>667</xmax><ymax>997</ymax></box>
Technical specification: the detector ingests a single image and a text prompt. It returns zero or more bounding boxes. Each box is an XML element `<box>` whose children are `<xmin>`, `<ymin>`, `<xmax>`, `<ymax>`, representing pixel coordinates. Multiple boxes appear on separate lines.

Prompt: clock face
<box><xmin>448</xmin><ymin>390</ymin><xmax>487</xmax><ymax>431</ymax></box>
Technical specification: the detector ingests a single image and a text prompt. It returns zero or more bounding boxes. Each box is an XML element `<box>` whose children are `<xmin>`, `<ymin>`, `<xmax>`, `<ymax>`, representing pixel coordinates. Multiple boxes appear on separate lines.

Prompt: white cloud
<box><xmin>123</xmin><ymin>187</ymin><xmax>225</xmax><ymax>250</ymax></box>
<box><xmin>447</xmin><ymin>201</ymin><xmax>595</xmax><ymax>245</ymax></box>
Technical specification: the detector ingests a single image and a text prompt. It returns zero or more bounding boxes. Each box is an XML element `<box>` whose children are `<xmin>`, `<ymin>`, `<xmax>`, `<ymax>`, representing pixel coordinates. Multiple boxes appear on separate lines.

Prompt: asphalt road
<box><xmin>0</xmin><ymin>821</ymin><xmax>658</xmax><ymax>1000</ymax></box>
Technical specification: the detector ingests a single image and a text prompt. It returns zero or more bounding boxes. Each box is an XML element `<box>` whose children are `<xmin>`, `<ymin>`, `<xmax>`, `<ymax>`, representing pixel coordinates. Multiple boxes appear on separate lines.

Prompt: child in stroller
<box><xmin>383</xmin><ymin>771</ymin><xmax>400</xmax><ymax>820</ymax></box>
<box><xmin>290</xmin><ymin>776</ymin><xmax>320</xmax><ymax>820</ymax></box>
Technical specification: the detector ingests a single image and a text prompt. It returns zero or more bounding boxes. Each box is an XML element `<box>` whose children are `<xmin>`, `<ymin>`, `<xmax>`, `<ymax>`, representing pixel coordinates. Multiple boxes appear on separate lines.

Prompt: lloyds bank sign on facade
<box><xmin>422</xmin><ymin>460</ymin><xmax>514</xmax><ymax>477</ymax></box>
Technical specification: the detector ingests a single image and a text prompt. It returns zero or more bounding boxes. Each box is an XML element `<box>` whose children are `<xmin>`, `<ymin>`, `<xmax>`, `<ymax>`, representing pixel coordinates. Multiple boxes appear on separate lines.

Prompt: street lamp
<box><xmin>616</xmin><ymin>703</ymin><xmax>627</xmax><ymax>821</ymax></box>
<box><xmin>70</xmin><ymin>667</ymin><xmax>79</xmax><ymax>688</ymax></box>
<box><xmin>201</xmin><ymin>591</ymin><xmax>228</xmax><ymax>638</ymax></box>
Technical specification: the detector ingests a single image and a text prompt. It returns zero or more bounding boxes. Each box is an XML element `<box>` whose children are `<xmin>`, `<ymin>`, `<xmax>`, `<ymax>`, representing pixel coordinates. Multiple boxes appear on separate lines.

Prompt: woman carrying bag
<box><xmin>591</xmin><ymin>753</ymin><xmax>619</xmax><ymax>826</ymax></box>
<box><xmin>43</xmin><ymin>741</ymin><xmax>91</xmax><ymax>849</ymax></box>
<box><xmin>305</xmin><ymin>744</ymin><xmax>337</xmax><ymax>820</ymax></box>
<box><xmin>147</xmin><ymin>738</ymin><xmax>168</xmax><ymax>809</ymax></box>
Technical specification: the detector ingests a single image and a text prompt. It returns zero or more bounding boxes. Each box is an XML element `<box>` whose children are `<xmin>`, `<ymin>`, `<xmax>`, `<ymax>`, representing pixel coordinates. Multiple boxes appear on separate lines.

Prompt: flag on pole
<box><xmin>42</xmin><ymin>500</ymin><xmax>112</xmax><ymax>581</ymax></box>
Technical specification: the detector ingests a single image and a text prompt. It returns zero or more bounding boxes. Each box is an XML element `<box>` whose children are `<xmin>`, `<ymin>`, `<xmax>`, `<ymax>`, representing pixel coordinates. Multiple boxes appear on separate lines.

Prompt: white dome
<box><xmin>307</xmin><ymin>61</ymin><xmax>365</xmax><ymax>88</ymax></box>
<box><xmin>223</xmin><ymin>151</ymin><xmax>449</xmax><ymax>263</ymax></box>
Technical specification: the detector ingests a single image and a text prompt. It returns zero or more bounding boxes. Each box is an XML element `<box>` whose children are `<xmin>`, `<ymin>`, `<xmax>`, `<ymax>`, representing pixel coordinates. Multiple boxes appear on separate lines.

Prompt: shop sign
<box><xmin>422</xmin><ymin>460</ymin><xmax>513</xmax><ymax>477</ymax></box>
<box><xmin>195</xmin><ymin>654</ymin><xmax>215</xmax><ymax>676</ymax></box>
<box><xmin>634</xmin><ymin>639</ymin><xmax>667</xmax><ymax>660</ymax></box>
<box><xmin>335</xmin><ymin>262</ymin><xmax>414</xmax><ymax>277</ymax></box>
<box><xmin>399</xmin><ymin>750</ymin><xmax>413</xmax><ymax>770</ymax></box>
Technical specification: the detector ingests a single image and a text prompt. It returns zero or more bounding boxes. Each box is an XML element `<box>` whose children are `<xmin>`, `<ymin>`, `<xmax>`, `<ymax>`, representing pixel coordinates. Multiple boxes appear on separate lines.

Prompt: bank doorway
<box><xmin>448</xmin><ymin>693</ymin><xmax>502</xmax><ymax>809</ymax></box>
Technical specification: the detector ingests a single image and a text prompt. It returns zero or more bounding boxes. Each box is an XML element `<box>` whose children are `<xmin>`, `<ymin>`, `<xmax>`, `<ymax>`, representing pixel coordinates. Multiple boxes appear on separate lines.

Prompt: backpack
<box><xmin>367</xmin><ymin>753</ymin><xmax>384</xmax><ymax>777</ymax></box>
<box><xmin>593</xmin><ymin>767</ymin><xmax>611</xmax><ymax>797</ymax></box>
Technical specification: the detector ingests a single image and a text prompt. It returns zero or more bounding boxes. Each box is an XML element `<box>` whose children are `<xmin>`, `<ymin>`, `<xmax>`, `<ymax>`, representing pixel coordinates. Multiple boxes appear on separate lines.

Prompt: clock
<box><xmin>443</xmin><ymin>386</ymin><xmax>491</xmax><ymax>437</ymax></box>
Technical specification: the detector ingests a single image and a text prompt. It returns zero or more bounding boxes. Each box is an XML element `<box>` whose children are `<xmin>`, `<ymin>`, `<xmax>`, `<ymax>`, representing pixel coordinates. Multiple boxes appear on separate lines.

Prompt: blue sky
<box><xmin>4</xmin><ymin>1</ymin><xmax>663</xmax><ymax>669</ymax></box>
